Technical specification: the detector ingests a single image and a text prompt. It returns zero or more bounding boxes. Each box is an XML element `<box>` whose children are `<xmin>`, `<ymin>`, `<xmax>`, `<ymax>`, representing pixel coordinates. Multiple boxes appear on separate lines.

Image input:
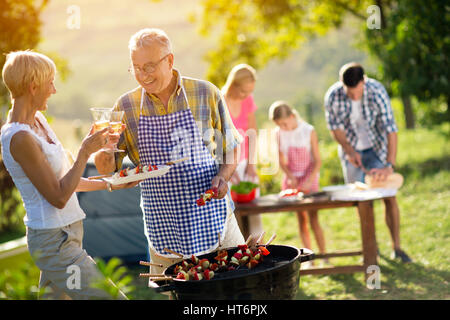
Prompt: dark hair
<box><xmin>339</xmin><ymin>62</ymin><xmax>364</xmax><ymax>87</ymax></box>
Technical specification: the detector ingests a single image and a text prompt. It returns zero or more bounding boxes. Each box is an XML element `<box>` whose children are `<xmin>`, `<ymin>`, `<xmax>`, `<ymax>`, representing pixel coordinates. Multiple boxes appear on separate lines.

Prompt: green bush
<box><xmin>0</xmin><ymin>154</ymin><xmax>25</xmax><ymax>235</ymax></box>
<box><xmin>0</xmin><ymin>261</ymin><xmax>44</xmax><ymax>300</ymax></box>
<box><xmin>92</xmin><ymin>257</ymin><xmax>135</xmax><ymax>300</ymax></box>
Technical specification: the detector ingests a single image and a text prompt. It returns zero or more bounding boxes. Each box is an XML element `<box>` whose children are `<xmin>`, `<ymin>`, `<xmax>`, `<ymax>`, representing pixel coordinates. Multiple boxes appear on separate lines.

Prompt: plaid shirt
<box><xmin>112</xmin><ymin>69</ymin><xmax>242</xmax><ymax>169</ymax></box>
<box><xmin>324</xmin><ymin>78</ymin><xmax>398</xmax><ymax>163</ymax></box>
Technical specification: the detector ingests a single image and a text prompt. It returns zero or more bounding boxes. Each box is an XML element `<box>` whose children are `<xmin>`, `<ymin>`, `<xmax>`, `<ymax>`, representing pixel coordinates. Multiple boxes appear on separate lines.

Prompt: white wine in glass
<box><xmin>90</xmin><ymin>108</ymin><xmax>111</xmax><ymax>132</ymax></box>
<box><xmin>109</xmin><ymin>110</ymin><xmax>125</xmax><ymax>153</ymax></box>
<box><xmin>90</xmin><ymin>107</ymin><xmax>111</xmax><ymax>151</ymax></box>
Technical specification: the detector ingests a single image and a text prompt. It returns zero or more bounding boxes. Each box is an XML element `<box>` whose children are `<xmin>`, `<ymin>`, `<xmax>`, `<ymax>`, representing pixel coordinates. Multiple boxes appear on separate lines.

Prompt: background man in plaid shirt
<box><xmin>324</xmin><ymin>62</ymin><xmax>412</xmax><ymax>263</ymax></box>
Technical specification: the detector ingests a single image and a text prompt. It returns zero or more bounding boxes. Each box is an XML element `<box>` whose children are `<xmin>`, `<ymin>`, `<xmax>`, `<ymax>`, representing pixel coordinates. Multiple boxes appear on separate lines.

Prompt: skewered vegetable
<box><xmin>172</xmin><ymin>243</ymin><xmax>271</xmax><ymax>281</ymax></box>
<box><xmin>196</xmin><ymin>187</ymin><xmax>219</xmax><ymax>206</ymax></box>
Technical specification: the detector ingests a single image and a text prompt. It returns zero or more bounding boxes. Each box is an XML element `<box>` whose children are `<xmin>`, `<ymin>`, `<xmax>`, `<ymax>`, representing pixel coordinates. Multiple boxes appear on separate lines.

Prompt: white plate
<box><xmin>322</xmin><ymin>184</ymin><xmax>356</xmax><ymax>197</ymax></box>
<box><xmin>278</xmin><ymin>190</ymin><xmax>304</xmax><ymax>202</ymax></box>
<box><xmin>102</xmin><ymin>165</ymin><xmax>171</xmax><ymax>185</ymax></box>
<box><xmin>322</xmin><ymin>184</ymin><xmax>354</xmax><ymax>192</ymax></box>
<box><xmin>279</xmin><ymin>194</ymin><xmax>303</xmax><ymax>202</ymax></box>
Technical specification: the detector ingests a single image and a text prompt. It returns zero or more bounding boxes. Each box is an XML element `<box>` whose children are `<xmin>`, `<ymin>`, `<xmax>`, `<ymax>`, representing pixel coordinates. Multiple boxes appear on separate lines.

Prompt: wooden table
<box><xmin>234</xmin><ymin>193</ymin><xmax>386</xmax><ymax>280</ymax></box>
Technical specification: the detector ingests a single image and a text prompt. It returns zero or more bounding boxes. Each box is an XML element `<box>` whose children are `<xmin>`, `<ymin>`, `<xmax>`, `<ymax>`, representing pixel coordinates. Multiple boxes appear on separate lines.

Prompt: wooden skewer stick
<box><xmin>87</xmin><ymin>173</ymin><xmax>113</xmax><ymax>180</ymax></box>
<box><xmin>217</xmin><ymin>232</ymin><xmax>222</xmax><ymax>248</ymax></box>
<box><xmin>164</xmin><ymin>248</ymin><xmax>184</xmax><ymax>258</ymax></box>
<box><xmin>139</xmin><ymin>273</ymin><xmax>173</xmax><ymax>280</ymax></box>
<box><xmin>256</xmin><ymin>231</ymin><xmax>265</xmax><ymax>245</ymax></box>
<box><xmin>264</xmin><ymin>233</ymin><xmax>277</xmax><ymax>247</ymax></box>
<box><xmin>245</xmin><ymin>234</ymin><xmax>254</xmax><ymax>245</ymax></box>
<box><xmin>166</xmin><ymin>157</ymin><xmax>189</xmax><ymax>165</ymax></box>
<box><xmin>139</xmin><ymin>261</ymin><xmax>164</xmax><ymax>268</ymax></box>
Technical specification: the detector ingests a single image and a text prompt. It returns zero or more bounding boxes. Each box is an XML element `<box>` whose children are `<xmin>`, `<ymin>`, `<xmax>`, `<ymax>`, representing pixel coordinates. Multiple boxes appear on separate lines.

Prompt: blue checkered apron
<box><xmin>138</xmin><ymin>88</ymin><xmax>227</xmax><ymax>257</ymax></box>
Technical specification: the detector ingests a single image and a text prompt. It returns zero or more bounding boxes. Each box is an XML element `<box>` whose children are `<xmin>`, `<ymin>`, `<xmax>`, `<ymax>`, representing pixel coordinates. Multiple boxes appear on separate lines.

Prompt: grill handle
<box><xmin>298</xmin><ymin>248</ymin><xmax>315</xmax><ymax>262</ymax></box>
<box><xmin>149</xmin><ymin>280</ymin><xmax>176</xmax><ymax>293</ymax></box>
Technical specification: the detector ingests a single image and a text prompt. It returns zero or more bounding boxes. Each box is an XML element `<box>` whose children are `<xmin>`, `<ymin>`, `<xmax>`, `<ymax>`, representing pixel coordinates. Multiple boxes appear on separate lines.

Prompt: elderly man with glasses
<box><xmin>94</xmin><ymin>28</ymin><xmax>245</xmax><ymax>274</ymax></box>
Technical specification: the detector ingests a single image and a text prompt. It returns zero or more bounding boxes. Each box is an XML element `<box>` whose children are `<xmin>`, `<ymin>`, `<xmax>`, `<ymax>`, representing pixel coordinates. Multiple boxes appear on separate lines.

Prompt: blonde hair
<box><xmin>268</xmin><ymin>100</ymin><xmax>301</xmax><ymax>121</ymax></box>
<box><xmin>2</xmin><ymin>50</ymin><xmax>56</xmax><ymax>99</ymax></box>
<box><xmin>128</xmin><ymin>28</ymin><xmax>172</xmax><ymax>54</ymax></box>
<box><xmin>222</xmin><ymin>63</ymin><xmax>257</xmax><ymax>95</ymax></box>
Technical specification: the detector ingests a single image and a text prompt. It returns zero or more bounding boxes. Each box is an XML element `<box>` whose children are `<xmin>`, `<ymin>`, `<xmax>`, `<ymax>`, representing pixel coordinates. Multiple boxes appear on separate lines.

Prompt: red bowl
<box><xmin>230</xmin><ymin>188</ymin><xmax>256</xmax><ymax>203</ymax></box>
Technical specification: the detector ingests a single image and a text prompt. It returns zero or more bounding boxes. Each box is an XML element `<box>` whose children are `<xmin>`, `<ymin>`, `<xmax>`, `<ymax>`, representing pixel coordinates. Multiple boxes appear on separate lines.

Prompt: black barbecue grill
<box><xmin>148</xmin><ymin>245</ymin><xmax>314</xmax><ymax>300</ymax></box>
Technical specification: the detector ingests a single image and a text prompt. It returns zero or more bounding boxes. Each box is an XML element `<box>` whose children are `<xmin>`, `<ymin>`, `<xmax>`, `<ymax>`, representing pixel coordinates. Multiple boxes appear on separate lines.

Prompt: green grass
<box><xmin>1</xmin><ymin>126</ymin><xmax>449</xmax><ymax>300</ymax></box>
<box><xmin>259</xmin><ymin>126</ymin><xmax>450</xmax><ymax>300</ymax></box>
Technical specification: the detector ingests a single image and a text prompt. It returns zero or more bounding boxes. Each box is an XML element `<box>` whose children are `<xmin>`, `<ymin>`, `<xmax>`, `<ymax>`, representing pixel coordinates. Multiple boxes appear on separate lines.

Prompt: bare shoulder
<box><xmin>10</xmin><ymin>131</ymin><xmax>42</xmax><ymax>162</ymax></box>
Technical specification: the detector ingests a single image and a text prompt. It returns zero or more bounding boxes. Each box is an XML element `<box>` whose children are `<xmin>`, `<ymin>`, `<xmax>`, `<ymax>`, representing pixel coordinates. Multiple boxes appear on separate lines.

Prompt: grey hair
<box><xmin>128</xmin><ymin>28</ymin><xmax>172</xmax><ymax>54</ymax></box>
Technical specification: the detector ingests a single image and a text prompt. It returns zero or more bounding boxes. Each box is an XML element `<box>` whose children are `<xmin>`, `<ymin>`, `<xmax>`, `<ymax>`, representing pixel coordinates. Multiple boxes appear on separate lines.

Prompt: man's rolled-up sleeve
<box><xmin>324</xmin><ymin>90</ymin><xmax>345</xmax><ymax>131</ymax></box>
<box><xmin>374</xmin><ymin>84</ymin><xmax>398</xmax><ymax>134</ymax></box>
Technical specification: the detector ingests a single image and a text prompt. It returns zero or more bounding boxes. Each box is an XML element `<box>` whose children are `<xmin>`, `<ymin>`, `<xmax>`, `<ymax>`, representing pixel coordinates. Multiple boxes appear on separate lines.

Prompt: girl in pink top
<box><xmin>269</xmin><ymin>101</ymin><xmax>328</xmax><ymax>263</ymax></box>
<box><xmin>222</xmin><ymin>64</ymin><xmax>262</xmax><ymax>236</ymax></box>
<box><xmin>222</xmin><ymin>64</ymin><xmax>258</xmax><ymax>181</ymax></box>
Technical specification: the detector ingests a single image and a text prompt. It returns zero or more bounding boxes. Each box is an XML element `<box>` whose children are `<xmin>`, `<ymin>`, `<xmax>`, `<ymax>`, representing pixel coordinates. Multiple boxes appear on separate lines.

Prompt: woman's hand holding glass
<box><xmin>90</xmin><ymin>108</ymin><xmax>125</xmax><ymax>153</ymax></box>
<box><xmin>80</xmin><ymin>126</ymin><xmax>110</xmax><ymax>158</ymax></box>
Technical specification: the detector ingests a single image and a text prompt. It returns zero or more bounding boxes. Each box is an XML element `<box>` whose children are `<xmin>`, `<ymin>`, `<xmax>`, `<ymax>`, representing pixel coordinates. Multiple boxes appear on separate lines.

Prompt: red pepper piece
<box><xmin>119</xmin><ymin>169</ymin><xmax>127</xmax><ymax>177</ymax></box>
<box><xmin>209</xmin><ymin>263</ymin><xmax>218</xmax><ymax>272</ymax></box>
<box><xmin>196</xmin><ymin>198</ymin><xmax>206</xmax><ymax>206</ymax></box>
<box><xmin>191</xmin><ymin>255</ymin><xmax>199</xmax><ymax>265</ymax></box>
<box><xmin>173</xmin><ymin>265</ymin><xmax>182</xmax><ymax>274</ymax></box>
<box><xmin>214</xmin><ymin>250</ymin><xmax>228</xmax><ymax>261</ymax></box>
<box><xmin>237</xmin><ymin>244</ymin><xmax>248</xmax><ymax>251</ymax></box>
<box><xmin>152</xmin><ymin>165</ymin><xmax>158</xmax><ymax>170</ymax></box>
<box><xmin>233</xmin><ymin>252</ymin><xmax>243</xmax><ymax>260</ymax></box>
<box><xmin>203</xmin><ymin>268</ymin><xmax>214</xmax><ymax>280</ymax></box>
<box><xmin>259</xmin><ymin>246</ymin><xmax>270</xmax><ymax>256</ymax></box>
<box><xmin>176</xmin><ymin>272</ymin><xmax>187</xmax><ymax>280</ymax></box>
<box><xmin>248</xmin><ymin>259</ymin><xmax>259</xmax><ymax>269</ymax></box>
<box><xmin>211</xmin><ymin>187</ymin><xmax>219</xmax><ymax>197</ymax></box>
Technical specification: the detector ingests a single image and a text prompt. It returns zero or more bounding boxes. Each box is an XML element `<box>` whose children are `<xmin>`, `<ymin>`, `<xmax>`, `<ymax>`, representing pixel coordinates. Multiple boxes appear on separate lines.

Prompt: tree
<box><xmin>0</xmin><ymin>0</ymin><xmax>47</xmax><ymax>232</ymax></box>
<box><xmin>364</xmin><ymin>0</ymin><xmax>450</xmax><ymax>128</ymax></box>
<box><xmin>0</xmin><ymin>0</ymin><xmax>47</xmax><ymax>109</ymax></box>
<box><xmin>196</xmin><ymin>0</ymin><xmax>449</xmax><ymax>128</ymax></box>
<box><xmin>0</xmin><ymin>0</ymin><xmax>69</xmax><ymax>232</ymax></box>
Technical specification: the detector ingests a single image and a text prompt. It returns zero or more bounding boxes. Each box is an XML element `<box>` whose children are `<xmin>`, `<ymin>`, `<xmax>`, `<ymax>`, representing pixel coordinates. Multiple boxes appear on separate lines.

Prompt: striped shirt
<box><xmin>112</xmin><ymin>69</ymin><xmax>243</xmax><ymax>169</ymax></box>
<box><xmin>324</xmin><ymin>77</ymin><xmax>398</xmax><ymax>163</ymax></box>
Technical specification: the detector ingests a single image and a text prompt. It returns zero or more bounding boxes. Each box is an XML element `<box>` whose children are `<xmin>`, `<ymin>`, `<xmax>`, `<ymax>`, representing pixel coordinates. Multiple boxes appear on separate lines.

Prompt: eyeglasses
<box><xmin>128</xmin><ymin>53</ymin><xmax>170</xmax><ymax>75</ymax></box>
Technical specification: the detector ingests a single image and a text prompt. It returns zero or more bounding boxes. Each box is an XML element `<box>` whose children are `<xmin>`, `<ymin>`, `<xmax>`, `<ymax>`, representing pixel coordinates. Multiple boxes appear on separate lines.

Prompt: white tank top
<box><xmin>278</xmin><ymin>120</ymin><xmax>315</xmax><ymax>177</ymax></box>
<box><xmin>278</xmin><ymin>120</ymin><xmax>314</xmax><ymax>156</ymax></box>
<box><xmin>350</xmin><ymin>99</ymin><xmax>372</xmax><ymax>150</ymax></box>
<box><xmin>1</xmin><ymin>112</ymin><xmax>86</xmax><ymax>229</ymax></box>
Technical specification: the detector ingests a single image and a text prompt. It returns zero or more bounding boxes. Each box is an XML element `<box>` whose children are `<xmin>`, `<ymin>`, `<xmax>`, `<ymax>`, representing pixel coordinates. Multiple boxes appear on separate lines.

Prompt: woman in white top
<box><xmin>1</xmin><ymin>51</ymin><xmax>138</xmax><ymax>299</ymax></box>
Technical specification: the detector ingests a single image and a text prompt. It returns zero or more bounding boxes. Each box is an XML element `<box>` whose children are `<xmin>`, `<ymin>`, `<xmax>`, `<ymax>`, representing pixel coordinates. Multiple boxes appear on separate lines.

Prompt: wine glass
<box><xmin>109</xmin><ymin>110</ymin><xmax>125</xmax><ymax>152</ymax></box>
<box><xmin>90</xmin><ymin>108</ymin><xmax>111</xmax><ymax>131</ymax></box>
<box><xmin>90</xmin><ymin>107</ymin><xmax>111</xmax><ymax>151</ymax></box>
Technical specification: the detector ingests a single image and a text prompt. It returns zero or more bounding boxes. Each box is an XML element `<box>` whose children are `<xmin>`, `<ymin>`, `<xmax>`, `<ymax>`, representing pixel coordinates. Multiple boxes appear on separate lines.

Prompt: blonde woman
<box><xmin>222</xmin><ymin>64</ymin><xmax>263</xmax><ymax>236</ymax></box>
<box><xmin>0</xmin><ymin>51</ymin><xmax>137</xmax><ymax>299</ymax></box>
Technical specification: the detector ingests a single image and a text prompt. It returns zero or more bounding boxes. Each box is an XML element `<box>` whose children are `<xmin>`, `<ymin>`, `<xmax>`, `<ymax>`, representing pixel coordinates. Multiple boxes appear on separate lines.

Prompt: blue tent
<box><xmin>77</xmin><ymin>159</ymin><xmax>148</xmax><ymax>264</ymax></box>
